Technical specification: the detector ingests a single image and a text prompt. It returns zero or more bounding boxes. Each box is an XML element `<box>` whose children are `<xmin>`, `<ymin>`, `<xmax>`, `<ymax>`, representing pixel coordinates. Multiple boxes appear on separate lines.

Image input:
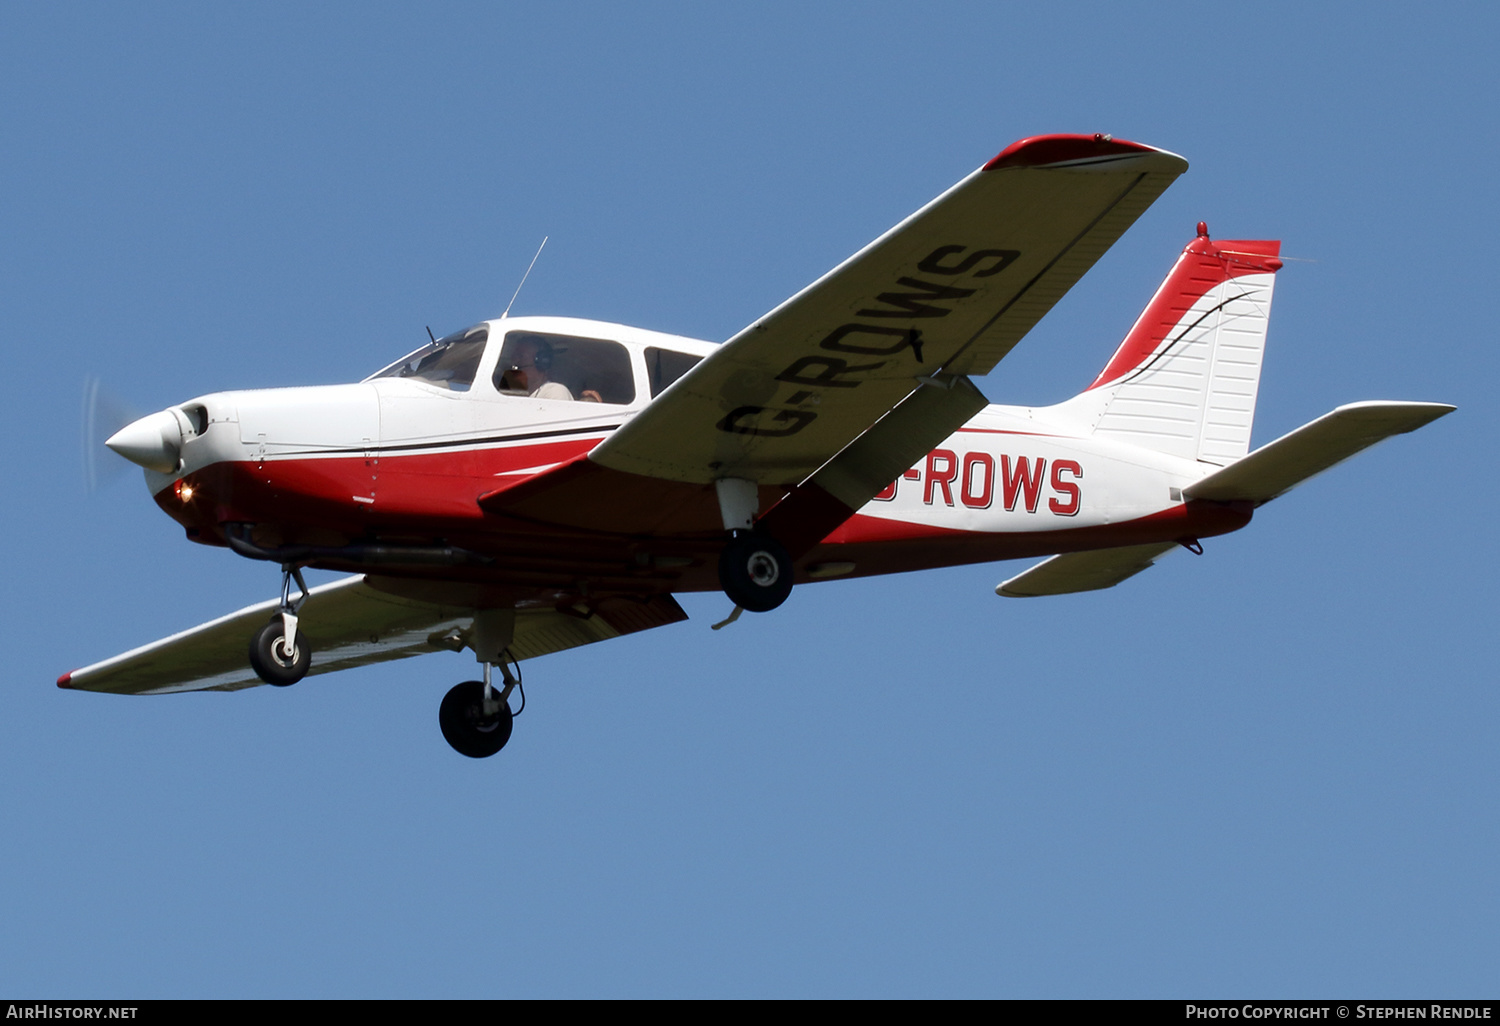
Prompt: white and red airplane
<box><xmin>62</xmin><ymin>134</ymin><xmax>1452</xmax><ymax>757</ymax></box>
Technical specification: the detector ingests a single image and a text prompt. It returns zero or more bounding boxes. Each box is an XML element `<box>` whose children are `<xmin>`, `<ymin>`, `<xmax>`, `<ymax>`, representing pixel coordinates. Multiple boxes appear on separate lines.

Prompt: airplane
<box><xmin>60</xmin><ymin>133</ymin><xmax>1453</xmax><ymax>758</ymax></box>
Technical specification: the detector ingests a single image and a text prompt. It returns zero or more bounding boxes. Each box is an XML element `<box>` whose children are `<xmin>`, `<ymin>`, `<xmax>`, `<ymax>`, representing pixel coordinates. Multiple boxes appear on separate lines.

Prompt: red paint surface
<box><xmin>822</xmin><ymin>500</ymin><xmax>1250</xmax><ymax>555</ymax></box>
<box><xmin>1048</xmin><ymin>461</ymin><xmax>1083</xmax><ymax>516</ymax></box>
<box><xmin>960</xmin><ymin>453</ymin><xmax>994</xmax><ymax>509</ymax></box>
<box><xmin>924</xmin><ymin>449</ymin><xmax>958</xmax><ymax>506</ymax></box>
<box><xmin>984</xmin><ymin>134</ymin><xmax>1159</xmax><ymax>171</ymax></box>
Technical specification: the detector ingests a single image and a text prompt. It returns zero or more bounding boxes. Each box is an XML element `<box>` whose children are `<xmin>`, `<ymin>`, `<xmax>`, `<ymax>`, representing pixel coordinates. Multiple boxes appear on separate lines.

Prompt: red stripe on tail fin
<box><xmin>1088</xmin><ymin>228</ymin><xmax>1282</xmax><ymax>391</ymax></box>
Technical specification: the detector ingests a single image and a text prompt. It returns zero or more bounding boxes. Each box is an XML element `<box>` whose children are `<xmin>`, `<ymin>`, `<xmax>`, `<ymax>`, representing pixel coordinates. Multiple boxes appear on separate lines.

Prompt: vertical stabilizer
<box><xmin>1074</xmin><ymin>225</ymin><xmax>1282</xmax><ymax>466</ymax></box>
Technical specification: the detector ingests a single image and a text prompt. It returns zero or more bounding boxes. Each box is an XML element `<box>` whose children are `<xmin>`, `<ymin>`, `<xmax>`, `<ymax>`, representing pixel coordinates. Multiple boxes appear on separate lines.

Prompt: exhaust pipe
<box><xmin>223</xmin><ymin>522</ymin><xmax>492</xmax><ymax>568</ymax></box>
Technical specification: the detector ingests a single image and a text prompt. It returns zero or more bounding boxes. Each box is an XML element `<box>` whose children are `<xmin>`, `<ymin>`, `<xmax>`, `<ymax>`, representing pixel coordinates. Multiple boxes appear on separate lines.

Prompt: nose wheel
<box><xmin>249</xmin><ymin>617</ymin><xmax>311</xmax><ymax>685</ymax></box>
<box><xmin>249</xmin><ymin>563</ymin><xmax>312</xmax><ymax>686</ymax></box>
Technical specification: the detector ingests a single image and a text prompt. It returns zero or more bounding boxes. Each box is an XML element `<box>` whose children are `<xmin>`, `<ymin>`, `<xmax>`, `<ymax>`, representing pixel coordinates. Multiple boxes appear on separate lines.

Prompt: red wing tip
<box><xmin>985</xmin><ymin>133</ymin><xmax>1163</xmax><ymax>170</ymax></box>
<box><xmin>57</xmin><ymin>672</ymin><xmax>75</xmax><ymax>689</ymax></box>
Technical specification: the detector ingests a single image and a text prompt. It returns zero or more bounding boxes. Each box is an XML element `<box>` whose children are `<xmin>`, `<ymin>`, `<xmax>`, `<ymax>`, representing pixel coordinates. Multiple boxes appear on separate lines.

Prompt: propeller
<box><xmin>81</xmin><ymin>376</ymin><xmax>143</xmax><ymax>492</ymax></box>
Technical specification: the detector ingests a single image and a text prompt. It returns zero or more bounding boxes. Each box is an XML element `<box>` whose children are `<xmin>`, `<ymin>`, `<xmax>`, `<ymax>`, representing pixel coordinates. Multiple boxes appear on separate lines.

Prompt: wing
<box><xmin>996</xmin><ymin>542</ymin><xmax>1180</xmax><ymax>597</ymax></box>
<box><xmin>480</xmin><ymin>136</ymin><xmax>1186</xmax><ymax>545</ymax></box>
<box><xmin>58</xmin><ymin>575</ymin><xmax>687</xmax><ymax>695</ymax></box>
<box><xmin>591</xmin><ymin>134</ymin><xmax>1188</xmax><ymax>487</ymax></box>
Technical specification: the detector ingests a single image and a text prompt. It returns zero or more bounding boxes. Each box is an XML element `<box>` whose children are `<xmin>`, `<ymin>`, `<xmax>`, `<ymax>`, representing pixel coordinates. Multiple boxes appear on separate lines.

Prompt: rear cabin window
<box><xmin>645</xmin><ymin>347</ymin><xmax>703</xmax><ymax>397</ymax></box>
<box><xmin>493</xmin><ymin>331</ymin><xmax>636</xmax><ymax>405</ymax></box>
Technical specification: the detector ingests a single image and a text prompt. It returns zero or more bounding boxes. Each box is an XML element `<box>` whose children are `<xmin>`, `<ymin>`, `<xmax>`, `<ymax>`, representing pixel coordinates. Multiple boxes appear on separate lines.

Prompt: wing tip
<box><xmin>984</xmin><ymin>133</ymin><xmax>1184</xmax><ymax>171</ymax></box>
<box><xmin>1332</xmin><ymin>399</ymin><xmax>1458</xmax><ymax>429</ymax></box>
<box><xmin>56</xmin><ymin>672</ymin><xmax>75</xmax><ymax>689</ymax></box>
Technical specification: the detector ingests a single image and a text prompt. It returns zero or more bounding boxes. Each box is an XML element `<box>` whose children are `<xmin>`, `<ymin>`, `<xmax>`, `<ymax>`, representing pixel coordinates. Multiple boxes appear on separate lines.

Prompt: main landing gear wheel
<box><xmin>718</xmin><ymin>530</ymin><xmax>793</xmax><ymax>613</ymax></box>
<box><xmin>249</xmin><ymin>617</ymin><xmax>311</xmax><ymax>686</ymax></box>
<box><xmin>439</xmin><ymin>680</ymin><xmax>515</xmax><ymax>759</ymax></box>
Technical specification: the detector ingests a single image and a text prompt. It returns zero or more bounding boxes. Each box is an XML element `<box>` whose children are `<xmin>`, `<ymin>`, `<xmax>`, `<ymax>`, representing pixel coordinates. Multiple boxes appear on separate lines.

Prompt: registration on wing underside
<box><xmin>592</xmin><ymin>151</ymin><xmax>1188</xmax><ymax>486</ymax></box>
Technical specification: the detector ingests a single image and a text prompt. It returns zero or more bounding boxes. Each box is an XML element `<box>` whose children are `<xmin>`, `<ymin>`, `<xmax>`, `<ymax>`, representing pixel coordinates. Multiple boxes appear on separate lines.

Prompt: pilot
<box><xmin>502</xmin><ymin>337</ymin><xmax>573</xmax><ymax>401</ymax></box>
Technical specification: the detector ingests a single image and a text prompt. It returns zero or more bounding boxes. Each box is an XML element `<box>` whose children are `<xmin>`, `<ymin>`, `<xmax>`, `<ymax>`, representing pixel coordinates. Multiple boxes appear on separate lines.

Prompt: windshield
<box><xmin>367</xmin><ymin>325</ymin><xmax>489</xmax><ymax>390</ymax></box>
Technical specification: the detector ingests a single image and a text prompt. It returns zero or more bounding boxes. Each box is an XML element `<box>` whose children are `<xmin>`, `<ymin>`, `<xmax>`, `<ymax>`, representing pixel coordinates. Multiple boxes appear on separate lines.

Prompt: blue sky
<box><xmin>2</xmin><ymin>2</ymin><xmax>1495</xmax><ymax>997</ymax></box>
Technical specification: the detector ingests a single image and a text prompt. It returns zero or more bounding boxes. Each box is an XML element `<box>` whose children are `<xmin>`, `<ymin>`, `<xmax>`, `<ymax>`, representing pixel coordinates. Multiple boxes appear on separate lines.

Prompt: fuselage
<box><xmin>132</xmin><ymin>315</ymin><xmax>1249</xmax><ymax>606</ymax></box>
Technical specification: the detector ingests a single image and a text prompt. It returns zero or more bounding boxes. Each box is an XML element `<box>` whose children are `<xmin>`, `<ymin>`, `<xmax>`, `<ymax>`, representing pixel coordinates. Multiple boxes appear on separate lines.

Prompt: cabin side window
<box><xmin>492</xmin><ymin>331</ymin><xmax>636</xmax><ymax>405</ymax></box>
<box><xmin>645</xmin><ymin>346</ymin><xmax>703</xmax><ymax>397</ymax></box>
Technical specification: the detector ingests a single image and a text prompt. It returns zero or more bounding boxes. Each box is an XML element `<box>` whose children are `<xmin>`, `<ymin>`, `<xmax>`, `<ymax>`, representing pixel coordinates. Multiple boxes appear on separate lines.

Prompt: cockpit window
<box><xmin>645</xmin><ymin>347</ymin><xmax>703</xmax><ymax>397</ymax></box>
<box><xmin>368</xmin><ymin>325</ymin><xmax>489</xmax><ymax>391</ymax></box>
<box><xmin>493</xmin><ymin>331</ymin><xmax>635</xmax><ymax>405</ymax></box>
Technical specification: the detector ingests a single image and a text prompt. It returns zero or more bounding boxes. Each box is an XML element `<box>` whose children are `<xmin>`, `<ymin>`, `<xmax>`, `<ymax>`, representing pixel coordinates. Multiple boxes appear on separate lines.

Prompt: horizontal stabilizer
<box><xmin>996</xmin><ymin>541</ymin><xmax>1179</xmax><ymax>597</ymax></box>
<box><xmin>1185</xmin><ymin>401</ymin><xmax>1454</xmax><ymax>505</ymax></box>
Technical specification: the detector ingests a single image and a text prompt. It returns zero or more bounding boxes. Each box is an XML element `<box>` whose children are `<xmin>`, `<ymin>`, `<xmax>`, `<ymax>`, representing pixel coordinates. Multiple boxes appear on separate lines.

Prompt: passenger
<box><xmin>501</xmin><ymin>338</ymin><xmax>573</xmax><ymax>400</ymax></box>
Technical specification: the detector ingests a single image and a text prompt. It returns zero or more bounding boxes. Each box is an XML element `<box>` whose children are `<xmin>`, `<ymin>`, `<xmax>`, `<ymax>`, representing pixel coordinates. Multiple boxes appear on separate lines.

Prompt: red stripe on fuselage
<box><xmin>954</xmin><ymin>427</ymin><xmax>1061</xmax><ymax>438</ymax></box>
<box><xmin>802</xmin><ymin>501</ymin><xmax>1251</xmax><ymax>582</ymax></box>
<box><xmin>153</xmin><ymin>431</ymin><xmax>1253</xmax><ymax>604</ymax></box>
<box><xmin>155</xmin><ymin>435</ymin><xmax>608</xmax><ymax>542</ymax></box>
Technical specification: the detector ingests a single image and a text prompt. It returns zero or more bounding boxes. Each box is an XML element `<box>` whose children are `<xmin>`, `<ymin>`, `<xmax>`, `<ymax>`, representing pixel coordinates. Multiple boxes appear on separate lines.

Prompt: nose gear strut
<box><xmin>248</xmin><ymin>564</ymin><xmax>313</xmax><ymax>686</ymax></box>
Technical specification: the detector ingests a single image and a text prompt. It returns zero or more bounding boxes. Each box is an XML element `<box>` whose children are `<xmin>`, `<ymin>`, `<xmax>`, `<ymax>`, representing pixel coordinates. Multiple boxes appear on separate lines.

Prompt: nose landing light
<box><xmin>106</xmin><ymin>409</ymin><xmax>186</xmax><ymax>473</ymax></box>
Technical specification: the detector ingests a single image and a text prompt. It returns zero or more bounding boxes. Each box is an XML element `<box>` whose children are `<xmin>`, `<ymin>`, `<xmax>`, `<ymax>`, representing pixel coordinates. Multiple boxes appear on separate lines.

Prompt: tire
<box><xmin>249</xmin><ymin>618</ymin><xmax>311</xmax><ymax>686</ymax></box>
<box><xmin>717</xmin><ymin>531</ymin><xmax>794</xmax><ymax>613</ymax></box>
<box><xmin>439</xmin><ymin>681</ymin><xmax>514</xmax><ymax>759</ymax></box>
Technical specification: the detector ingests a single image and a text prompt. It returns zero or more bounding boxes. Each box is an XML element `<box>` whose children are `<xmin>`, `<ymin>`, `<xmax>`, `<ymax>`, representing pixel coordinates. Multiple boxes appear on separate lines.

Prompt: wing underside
<box><xmin>590</xmin><ymin>135</ymin><xmax>1189</xmax><ymax>489</ymax></box>
<box><xmin>59</xmin><ymin>575</ymin><xmax>687</xmax><ymax>695</ymax></box>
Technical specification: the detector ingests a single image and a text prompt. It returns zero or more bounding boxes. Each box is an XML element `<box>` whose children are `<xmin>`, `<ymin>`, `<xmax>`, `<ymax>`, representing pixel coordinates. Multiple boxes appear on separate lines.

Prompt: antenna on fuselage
<box><xmin>501</xmin><ymin>236</ymin><xmax>548</xmax><ymax>319</ymax></box>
